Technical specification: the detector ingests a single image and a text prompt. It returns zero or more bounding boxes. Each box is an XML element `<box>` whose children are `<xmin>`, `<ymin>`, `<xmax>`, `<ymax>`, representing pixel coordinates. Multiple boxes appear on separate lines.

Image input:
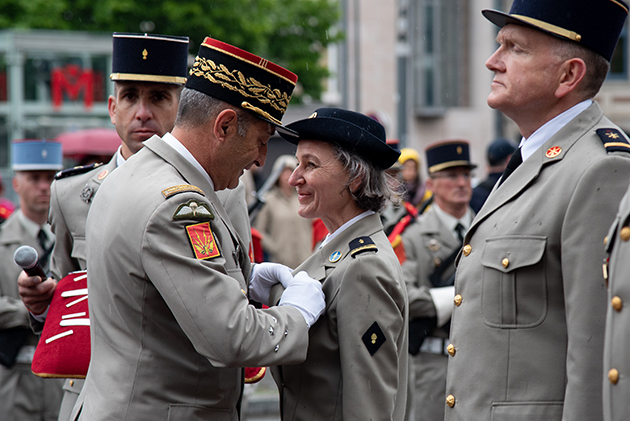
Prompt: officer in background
<box><xmin>445</xmin><ymin>1</ymin><xmax>630</xmax><ymax>420</ymax></box>
<box><xmin>74</xmin><ymin>37</ymin><xmax>324</xmax><ymax>420</ymax></box>
<box><xmin>17</xmin><ymin>33</ymin><xmax>189</xmax><ymax>421</ymax></box>
<box><xmin>469</xmin><ymin>137</ymin><xmax>517</xmax><ymax>213</ymax></box>
<box><xmin>0</xmin><ymin>140</ymin><xmax>63</xmax><ymax>421</ymax></box>
<box><xmin>402</xmin><ymin>140</ymin><xmax>475</xmax><ymax>421</ymax></box>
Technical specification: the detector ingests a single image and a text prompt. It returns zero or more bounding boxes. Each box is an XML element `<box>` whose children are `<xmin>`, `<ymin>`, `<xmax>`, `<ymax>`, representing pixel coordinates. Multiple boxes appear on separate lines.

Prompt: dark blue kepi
<box><xmin>483</xmin><ymin>0</ymin><xmax>629</xmax><ymax>62</ymax></box>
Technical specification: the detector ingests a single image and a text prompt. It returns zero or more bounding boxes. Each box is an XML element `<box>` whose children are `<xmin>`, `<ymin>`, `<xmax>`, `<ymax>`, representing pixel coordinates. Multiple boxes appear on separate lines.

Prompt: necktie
<box><xmin>37</xmin><ymin>229</ymin><xmax>47</xmax><ymax>251</ymax></box>
<box><xmin>454</xmin><ymin>222</ymin><xmax>465</xmax><ymax>244</ymax></box>
<box><xmin>498</xmin><ymin>147</ymin><xmax>523</xmax><ymax>186</ymax></box>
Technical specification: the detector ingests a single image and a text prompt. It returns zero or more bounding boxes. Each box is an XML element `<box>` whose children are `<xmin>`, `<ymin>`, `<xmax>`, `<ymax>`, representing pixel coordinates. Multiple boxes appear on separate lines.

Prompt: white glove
<box><xmin>429</xmin><ymin>286</ymin><xmax>456</xmax><ymax>327</ymax></box>
<box><xmin>249</xmin><ymin>262</ymin><xmax>293</xmax><ymax>305</ymax></box>
<box><xmin>279</xmin><ymin>271</ymin><xmax>326</xmax><ymax>328</ymax></box>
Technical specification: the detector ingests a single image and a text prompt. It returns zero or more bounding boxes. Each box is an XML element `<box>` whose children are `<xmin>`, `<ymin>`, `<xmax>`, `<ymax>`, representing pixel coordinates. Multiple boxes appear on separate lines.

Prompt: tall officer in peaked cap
<box><xmin>444</xmin><ymin>1</ymin><xmax>630</xmax><ymax>420</ymax></box>
<box><xmin>16</xmin><ymin>33</ymin><xmax>189</xmax><ymax>421</ymax></box>
<box><xmin>401</xmin><ymin>140</ymin><xmax>476</xmax><ymax>421</ymax></box>
<box><xmin>73</xmin><ymin>38</ymin><xmax>325</xmax><ymax>421</ymax></box>
<box><xmin>0</xmin><ymin>140</ymin><xmax>63</xmax><ymax>421</ymax></box>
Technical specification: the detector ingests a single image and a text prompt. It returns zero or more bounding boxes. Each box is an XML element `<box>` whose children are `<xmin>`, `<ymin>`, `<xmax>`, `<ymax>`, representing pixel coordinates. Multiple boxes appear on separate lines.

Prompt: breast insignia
<box><xmin>349</xmin><ymin>236</ymin><xmax>378</xmax><ymax>258</ymax></box>
<box><xmin>161</xmin><ymin>184</ymin><xmax>205</xmax><ymax>199</ymax></box>
<box><xmin>54</xmin><ymin>162</ymin><xmax>103</xmax><ymax>180</ymax></box>
<box><xmin>173</xmin><ymin>199</ymin><xmax>214</xmax><ymax>222</ymax></box>
<box><xmin>596</xmin><ymin>128</ymin><xmax>630</xmax><ymax>153</ymax></box>
<box><xmin>361</xmin><ymin>321</ymin><xmax>386</xmax><ymax>356</ymax></box>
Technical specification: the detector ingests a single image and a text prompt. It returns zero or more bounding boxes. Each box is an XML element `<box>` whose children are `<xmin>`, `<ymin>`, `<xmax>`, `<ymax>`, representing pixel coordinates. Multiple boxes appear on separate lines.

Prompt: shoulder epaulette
<box><xmin>54</xmin><ymin>162</ymin><xmax>103</xmax><ymax>180</ymax></box>
<box><xmin>161</xmin><ymin>184</ymin><xmax>205</xmax><ymax>199</ymax></box>
<box><xmin>596</xmin><ymin>128</ymin><xmax>630</xmax><ymax>153</ymax></box>
<box><xmin>349</xmin><ymin>236</ymin><xmax>378</xmax><ymax>258</ymax></box>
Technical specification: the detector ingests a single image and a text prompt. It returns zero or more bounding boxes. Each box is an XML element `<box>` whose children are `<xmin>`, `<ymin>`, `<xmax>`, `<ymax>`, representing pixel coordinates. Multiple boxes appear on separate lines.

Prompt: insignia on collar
<box><xmin>597</xmin><ymin>128</ymin><xmax>630</xmax><ymax>153</ymax></box>
<box><xmin>186</xmin><ymin>222</ymin><xmax>221</xmax><ymax>260</ymax></box>
<box><xmin>80</xmin><ymin>186</ymin><xmax>94</xmax><ymax>203</ymax></box>
<box><xmin>349</xmin><ymin>236</ymin><xmax>377</xmax><ymax>258</ymax></box>
<box><xmin>54</xmin><ymin>162</ymin><xmax>103</xmax><ymax>180</ymax></box>
<box><xmin>162</xmin><ymin>184</ymin><xmax>205</xmax><ymax>199</ymax></box>
<box><xmin>362</xmin><ymin>321</ymin><xmax>386</xmax><ymax>356</ymax></box>
<box><xmin>173</xmin><ymin>199</ymin><xmax>214</xmax><ymax>221</ymax></box>
<box><xmin>97</xmin><ymin>169</ymin><xmax>109</xmax><ymax>180</ymax></box>
<box><xmin>329</xmin><ymin>251</ymin><xmax>343</xmax><ymax>263</ymax></box>
<box><xmin>545</xmin><ymin>146</ymin><xmax>562</xmax><ymax>158</ymax></box>
<box><xmin>428</xmin><ymin>239</ymin><xmax>440</xmax><ymax>251</ymax></box>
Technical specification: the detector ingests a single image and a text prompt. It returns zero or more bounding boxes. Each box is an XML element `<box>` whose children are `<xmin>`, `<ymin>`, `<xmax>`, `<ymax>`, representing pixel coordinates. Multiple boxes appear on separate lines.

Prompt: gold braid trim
<box><xmin>190</xmin><ymin>57</ymin><xmax>290</xmax><ymax>115</ymax></box>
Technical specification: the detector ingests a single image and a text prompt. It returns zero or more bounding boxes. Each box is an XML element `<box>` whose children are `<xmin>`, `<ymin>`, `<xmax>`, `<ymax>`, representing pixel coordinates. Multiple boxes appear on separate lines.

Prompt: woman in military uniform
<box><xmin>270</xmin><ymin>108</ymin><xmax>409</xmax><ymax>420</ymax></box>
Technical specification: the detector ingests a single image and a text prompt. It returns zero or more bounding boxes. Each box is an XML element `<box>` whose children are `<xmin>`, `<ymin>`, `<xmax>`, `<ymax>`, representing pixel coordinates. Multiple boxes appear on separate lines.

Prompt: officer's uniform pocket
<box><xmin>491</xmin><ymin>401</ymin><xmax>563</xmax><ymax>421</ymax></box>
<box><xmin>481</xmin><ymin>236</ymin><xmax>547</xmax><ymax>328</ymax></box>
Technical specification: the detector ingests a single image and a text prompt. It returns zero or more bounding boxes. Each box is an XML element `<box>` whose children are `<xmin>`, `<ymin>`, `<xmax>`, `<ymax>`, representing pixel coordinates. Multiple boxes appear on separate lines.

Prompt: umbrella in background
<box><xmin>56</xmin><ymin>128</ymin><xmax>121</xmax><ymax>165</ymax></box>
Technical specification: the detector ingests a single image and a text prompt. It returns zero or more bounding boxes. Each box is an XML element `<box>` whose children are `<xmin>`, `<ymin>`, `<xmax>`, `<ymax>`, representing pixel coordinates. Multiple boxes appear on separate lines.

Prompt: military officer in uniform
<box><xmin>17</xmin><ymin>33</ymin><xmax>190</xmax><ymax>421</ymax></box>
<box><xmin>0</xmin><ymin>140</ymin><xmax>63</xmax><ymax>421</ymax></box>
<box><xmin>73</xmin><ymin>37</ymin><xmax>325</xmax><ymax>421</ymax></box>
<box><xmin>269</xmin><ymin>108</ymin><xmax>409</xmax><ymax>420</ymax></box>
<box><xmin>402</xmin><ymin>140</ymin><xmax>476</xmax><ymax>421</ymax></box>
<box><xmin>445</xmin><ymin>1</ymin><xmax>630</xmax><ymax>420</ymax></box>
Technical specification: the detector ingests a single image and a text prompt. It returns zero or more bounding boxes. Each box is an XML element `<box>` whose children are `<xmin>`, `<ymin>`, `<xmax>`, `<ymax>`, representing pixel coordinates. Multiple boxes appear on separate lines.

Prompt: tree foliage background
<box><xmin>0</xmin><ymin>0</ymin><xmax>342</xmax><ymax>102</ymax></box>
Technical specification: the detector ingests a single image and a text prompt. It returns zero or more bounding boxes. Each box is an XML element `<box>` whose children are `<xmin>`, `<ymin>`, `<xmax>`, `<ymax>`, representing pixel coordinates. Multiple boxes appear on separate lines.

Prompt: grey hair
<box><xmin>552</xmin><ymin>38</ymin><xmax>610</xmax><ymax>100</ymax></box>
<box><xmin>332</xmin><ymin>144</ymin><xmax>402</xmax><ymax>212</ymax></box>
<box><xmin>175</xmin><ymin>87</ymin><xmax>256</xmax><ymax>136</ymax></box>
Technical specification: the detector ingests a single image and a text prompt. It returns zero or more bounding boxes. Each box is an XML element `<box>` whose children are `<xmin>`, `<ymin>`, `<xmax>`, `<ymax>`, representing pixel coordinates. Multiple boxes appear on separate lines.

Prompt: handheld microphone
<box><xmin>13</xmin><ymin>245</ymin><xmax>47</xmax><ymax>280</ymax></box>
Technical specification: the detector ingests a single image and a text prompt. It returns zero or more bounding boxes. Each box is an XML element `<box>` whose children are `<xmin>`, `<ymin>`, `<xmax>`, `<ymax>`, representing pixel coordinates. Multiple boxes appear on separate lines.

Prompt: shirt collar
<box><xmin>520</xmin><ymin>99</ymin><xmax>592</xmax><ymax>161</ymax></box>
<box><xmin>319</xmin><ymin>210</ymin><xmax>375</xmax><ymax>249</ymax></box>
<box><xmin>17</xmin><ymin>209</ymin><xmax>52</xmax><ymax>246</ymax></box>
<box><xmin>162</xmin><ymin>132</ymin><xmax>214</xmax><ymax>190</ymax></box>
<box><xmin>115</xmin><ymin>146</ymin><xmax>126</xmax><ymax>168</ymax></box>
<box><xmin>432</xmin><ymin>203</ymin><xmax>472</xmax><ymax>240</ymax></box>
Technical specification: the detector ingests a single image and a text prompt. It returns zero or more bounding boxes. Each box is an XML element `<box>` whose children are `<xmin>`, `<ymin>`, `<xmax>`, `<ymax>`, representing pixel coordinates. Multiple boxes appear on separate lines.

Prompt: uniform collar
<box><xmin>17</xmin><ymin>209</ymin><xmax>52</xmax><ymax>246</ymax></box>
<box><xmin>162</xmin><ymin>132</ymin><xmax>215</xmax><ymax>191</ymax></box>
<box><xmin>319</xmin><ymin>210</ymin><xmax>374</xmax><ymax>249</ymax></box>
<box><xmin>520</xmin><ymin>99</ymin><xmax>592</xmax><ymax>161</ymax></box>
<box><xmin>432</xmin><ymin>203</ymin><xmax>472</xmax><ymax>240</ymax></box>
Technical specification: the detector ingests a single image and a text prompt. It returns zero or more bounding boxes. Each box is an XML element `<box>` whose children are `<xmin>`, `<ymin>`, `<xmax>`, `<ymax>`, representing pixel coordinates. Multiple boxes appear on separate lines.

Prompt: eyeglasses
<box><xmin>430</xmin><ymin>171</ymin><xmax>473</xmax><ymax>181</ymax></box>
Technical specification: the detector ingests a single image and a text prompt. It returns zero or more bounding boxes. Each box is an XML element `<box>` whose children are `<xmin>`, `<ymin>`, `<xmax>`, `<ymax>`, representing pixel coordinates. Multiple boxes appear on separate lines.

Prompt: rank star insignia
<box><xmin>545</xmin><ymin>146</ymin><xmax>562</xmax><ymax>158</ymax></box>
<box><xmin>607</xmin><ymin>131</ymin><xmax>620</xmax><ymax>139</ymax></box>
<box><xmin>173</xmin><ymin>199</ymin><xmax>214</xmax><ymax>221</ymax></box>
<box><xmin>186</xmin><ymin>222</ymin><xmax>221</xmax><ymax>260</ymax></box>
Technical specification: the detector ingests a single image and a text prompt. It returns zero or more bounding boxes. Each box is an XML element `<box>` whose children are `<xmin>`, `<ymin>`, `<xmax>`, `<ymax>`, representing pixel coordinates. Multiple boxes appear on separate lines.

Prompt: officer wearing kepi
<box><xmin>402</xmin><ymin>140</ymin><xmax>476</xmax><ymax>421</ymax></box>
<box><xmin>16</xmin><ymin>33</ymin><xmax>189</xmax><ymax>421</ymax></box>
<box><xmin>74</xmin><ymin>37</ymin><xmax>325</xmax><ymax>421</ymax></box>
<box><xmin>0</xmin><ymin>139</ymin><xmax>64</xmax><ymax>421</ymax></box>
<box><xmin>444</xmin><ymin>1</ymin><xmax>630</xmax><ymax>420</ymax></box>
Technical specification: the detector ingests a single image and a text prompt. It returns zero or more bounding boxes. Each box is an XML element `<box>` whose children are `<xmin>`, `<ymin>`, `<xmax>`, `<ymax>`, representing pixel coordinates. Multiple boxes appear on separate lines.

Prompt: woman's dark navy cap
<box><xmin>279</xmin><ymin>108</ymin><xmax>401</xmax><ymax>170</ymax></box>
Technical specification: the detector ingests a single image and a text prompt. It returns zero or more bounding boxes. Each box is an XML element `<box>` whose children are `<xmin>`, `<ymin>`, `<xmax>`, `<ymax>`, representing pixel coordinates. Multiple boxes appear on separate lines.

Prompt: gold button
<box><xmin>69</xmin><ymin>380</ymin><xmax>74</xmax><ymax>387</ymax></box>
<box><xmin>446</xmin><ymin>395</ymin><xmax>455</xmax><ymax>408</ymax></box>
<box><xmin>604</xmin><ymin>236</ymin><xmax>609</xmax><ymax>246</ymax></box>
<box><xmin>612</xmin><ymin>296</ymin><xmax>623</xmax><ymax>312</ymax></box>
<box><xmin>502</xmin><ymin>258</ymin><xmax>509</xmax><ymax>268</ymax></box>
<box><xmin>463</xmin><ymin>244</ymin><xmax>472</xmax><ymax>256</ymax></box>
<box><xmin>621</xmin><ymin>227</ymin><xmax>630</xmax><ymax>241</ymax></box>
<box><xmin>454</xmin><ymin>294</ymin><xmax>462</xmax><ymax>307</ymax></box>
<box><xmin>609</xmin><ymin>368</ymin><xmax>620</xmax><ymax>384</ymax></box>
<box><xmin>447</xmin><ymin>344</ymin><xmax>456</xmax><ymax>356</ymax></box>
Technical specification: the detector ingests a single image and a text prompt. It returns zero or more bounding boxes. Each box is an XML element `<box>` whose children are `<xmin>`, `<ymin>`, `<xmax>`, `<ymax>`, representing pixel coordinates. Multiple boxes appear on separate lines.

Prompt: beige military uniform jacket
<box><xmin>445</xmin><ymin>102</ymin><xmax>630</xmax><ymax>421</ymax></box>
<box><xmin>603</xmin><ymin>189</ymin><xmax>630</xmax><ymax>421</ymax></box>
<box><xmin>0</xmin><ymin>210</ymin><xmax>63</xmax><ymax>420</ymax></box>
<box><xmin>271</xmin><ymin>213</ymin><xmax>408</xmax><ymax>421</ymax></box>
<box><xmin>76</xmin><ymin>135</ymin><xmax>309</xmax><ymax>421</ymax></box>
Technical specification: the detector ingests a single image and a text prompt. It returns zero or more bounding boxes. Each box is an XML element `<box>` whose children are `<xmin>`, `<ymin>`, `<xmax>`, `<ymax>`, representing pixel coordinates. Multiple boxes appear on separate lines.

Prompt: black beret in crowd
<box><xmin>279</xmin><ymin>107</ymin><xmax>401</xmax><ymax>170</ymax></box>
<box><xmin>487</xmin><ymin>138</ymin><xmax>518</xmax><ymax>166</ymax></box>
<box><xmin>483</xmin><ymin>0</ymin><xmax>629</xmax><ymax>62</ymax></box>
<box><xmin>426</xmin><ymin>140</ymin><xmax>477</xmax><ymax>174</ymax></box>
<box><xmin>186</xmin><ymin>37</ymin><xmax>298</xmax><ymax>135</ymax></box>
<box><xmin>111</xmin><ymin>33</ymin><xmax>189</xmax><ymax>84</ymax></box>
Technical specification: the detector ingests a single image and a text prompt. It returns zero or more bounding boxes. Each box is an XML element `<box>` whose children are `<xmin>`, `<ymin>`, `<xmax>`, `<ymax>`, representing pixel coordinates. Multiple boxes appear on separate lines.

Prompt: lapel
<box><xmin>468</xmin><ymin>102</ymin><xmax>604</xmax><ymax>240</ymax></box>
<box><xmin>293</xmin><ymin>213</ymin><xmax>383</xmax><ymax>282</ymax></box>
<box><xmin>144</xmin><ymin>136</ymin><xmax>249</xmax><ymax>262</ymax></box>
